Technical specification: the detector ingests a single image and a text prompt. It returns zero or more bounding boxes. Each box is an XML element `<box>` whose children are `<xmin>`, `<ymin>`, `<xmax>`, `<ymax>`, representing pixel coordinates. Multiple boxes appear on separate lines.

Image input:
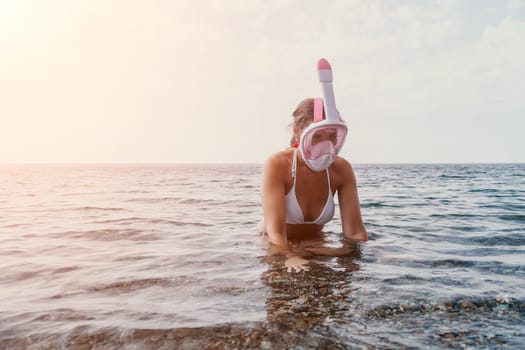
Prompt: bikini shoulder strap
<box><xmin>326</xmin><ymin>168</ymin><xmax>332</xmax><ymax>192</ymax></box>
<box><xmin>291</xmin><ymin>148</ymin><xmax>297</xmax><ymax>179</ymax></box>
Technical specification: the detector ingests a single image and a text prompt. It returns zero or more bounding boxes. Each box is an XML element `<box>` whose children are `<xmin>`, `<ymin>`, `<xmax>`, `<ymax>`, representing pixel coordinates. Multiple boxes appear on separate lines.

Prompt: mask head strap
<box><xmin>313</xmin><ymin>98</ymin><xmax>324</xmax><ymax>123</ymax></box>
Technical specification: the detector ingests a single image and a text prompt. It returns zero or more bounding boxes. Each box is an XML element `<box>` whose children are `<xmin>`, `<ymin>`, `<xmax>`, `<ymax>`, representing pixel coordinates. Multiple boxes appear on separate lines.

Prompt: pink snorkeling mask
<box><xmin>299</xmin><ymin>58</ymin><xmax>348</xmax><ymax>172</ymax></box>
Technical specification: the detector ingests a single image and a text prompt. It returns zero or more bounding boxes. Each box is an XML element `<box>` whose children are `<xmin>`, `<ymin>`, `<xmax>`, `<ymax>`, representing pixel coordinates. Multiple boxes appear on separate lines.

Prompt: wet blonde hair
<box><xmin>289</xmin><ymin>98</ymin><xmax>315</xmax><ymax>146</ymax></box>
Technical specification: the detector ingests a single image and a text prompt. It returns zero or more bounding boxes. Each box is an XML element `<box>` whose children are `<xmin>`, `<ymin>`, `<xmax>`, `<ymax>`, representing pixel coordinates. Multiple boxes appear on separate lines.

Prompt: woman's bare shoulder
<box><xmin>264</xmin><ymin>149</ymin><xmax>294</xmax><ymax>171</ymax></box>
<box><xmin>263</xmin><ymin>149</ymin><xmax>294</xmax><ymax>189</ymax></box>
<box><xmin>333</xmin><ymin>156</ymin><xmax>354</xmax><ymax>172</ymax></box>
<box><xmin>332</xmin><ymin>157</ymin><xmax>357</xmax><ymax>185</ymax></box>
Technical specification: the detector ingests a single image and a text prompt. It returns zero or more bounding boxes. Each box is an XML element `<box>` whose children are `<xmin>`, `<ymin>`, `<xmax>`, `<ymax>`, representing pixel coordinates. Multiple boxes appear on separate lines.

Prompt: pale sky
<box><xmin>1</xmin><ymin>0</ymin><xmax>524</xmax><ymax>164</ymax></box>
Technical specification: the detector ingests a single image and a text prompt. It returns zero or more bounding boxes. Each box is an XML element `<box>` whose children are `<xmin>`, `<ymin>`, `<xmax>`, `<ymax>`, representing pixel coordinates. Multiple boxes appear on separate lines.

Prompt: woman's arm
<box><xmin>262</xmin><ymin>155</ymin><xmax>311</xmax><ymax>271</ymax></box>
<box><xmin>262</xmin><ymin>155</ymin><xmax>288</xmax><ymax>249</ymax></box>
<box><xmin>337</xmin><ymin>160</ymin><xmax>368</xmax><ymax>241</ymax></box>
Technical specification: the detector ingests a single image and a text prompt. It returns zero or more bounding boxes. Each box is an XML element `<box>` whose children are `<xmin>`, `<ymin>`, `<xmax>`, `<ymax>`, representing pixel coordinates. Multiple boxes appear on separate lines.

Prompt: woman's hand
<box><xmin>284</xmin><ymin>254</ymin><xmax>311</xmax><ymax>273</ymax></box>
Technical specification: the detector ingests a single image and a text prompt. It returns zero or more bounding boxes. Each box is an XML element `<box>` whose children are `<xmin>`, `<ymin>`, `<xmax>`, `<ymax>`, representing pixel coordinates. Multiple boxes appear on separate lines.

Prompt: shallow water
<box><xmin>1</xmin><ymin>163</ymin><xmax>524</xmax><ymax>349</ymax></box>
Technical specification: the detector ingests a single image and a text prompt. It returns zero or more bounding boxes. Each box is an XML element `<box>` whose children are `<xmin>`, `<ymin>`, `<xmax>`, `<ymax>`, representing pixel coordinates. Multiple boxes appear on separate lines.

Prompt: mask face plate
<box><xmin>300</xmin><ymin>123</ymin><xmax>347</xmax><ymax>171</ymax></box>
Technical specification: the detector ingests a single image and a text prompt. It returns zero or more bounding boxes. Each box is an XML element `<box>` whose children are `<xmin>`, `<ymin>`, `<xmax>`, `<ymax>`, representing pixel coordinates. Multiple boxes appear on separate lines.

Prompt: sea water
<box><xmin>0</xmin><ymin>163</ymin><xmax>523</xmax><ymax>349</ymax></box>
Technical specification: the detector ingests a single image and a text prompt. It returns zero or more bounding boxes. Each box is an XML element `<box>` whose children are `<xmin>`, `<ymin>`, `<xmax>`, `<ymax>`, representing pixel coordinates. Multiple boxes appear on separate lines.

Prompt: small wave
<box><xmin>404</xmin><ymin>258</ymin><xmax>524</xmax><ymax>276</ymax></box>
<box><xmin>428</xmin><ymin>213</ymin><xmax>481</xmax><ymax>219</ymax></box>
<box><xmin>88</xmin><ymin>278</ymin><xmax>175</xmax><ymax>294</ymax></box>
<box><xmin>88</xmin><ymin>276</ymin><xmax>197</xmax><ymax>295</ymax></box>
<box><xmin>0</xmin><ymin>249</ymin><xmax>24</xmax><ymax>256</ymax></box>
<box><xmin>1</xmin><ymin>223</ymin><xmax>29</xmax><ymax>228</ymax></box>
<box><xmin>470</xmin><ymin>233</ymin><xmax>525</xmax><ymax>246</ymax></box>
<box><xmin>117</xmin><ymin>189</ymin><xmax>154</xmax><ymax>194</ymax></box>
<box><xmin>382</xmin><ymin>274</ymin><xmax>425</xmax><ymax>285</ymax></box>
<box><xmin>62</xmin><ymin>191</ymin><xmax>107</xmax><ymax>197</ymax></box>
<box><xmin>202</xmin><ymin>285</ymin><xmax>250</xmax><ymax>296</ymax></box>
<box><xmin>4</xmin><ymin>270</ymin><xmax>42</xmax><ymax>282</ymax></box>
<box><xmin>498</xmin><ymin>214</ymin><xmax>525</xmax><ymax>222</ymax></box>
<box><xmin>209</xmin><ymin>179</ymin><xmax>224</xmax><ymax>183</ymax></box>
<box><xmin>71</xmin><ymin>206</ymin><xmax>125</xmax><ymax>212</ymax></box>
<box><xmin>364</xmin><ymin>295</ymin><xmax>524</xmax><ymax>319</ymax></box>
<box><xmin>113</xmin><ymin>255</ymin><xmax>156</xmax><ymax>262</ymax></box>
<box><xmin>94</xmin><ymin>217</ymin><xmax>145</xmax><ymax>224</ymax></box>
<box><xmin>52</xmin><ymin>266</ymin><xmax>79</xmax><ymax>274</ymax></box>
<box><xmin>447</xmin><ymin>225</ymin><xmax>485</xmax><ymax>232</ymax></box>
<box><xmin>59</xmin><ymin>229</ymin><xmax>160</xmax><ymax>241</ymax></box>
<box><xmin>467</xmin><ymin>188</ymin><xmax>500</xmax><ymax>193</ymax></box>
<box><xmin>124</xmin><ymin>197</ymin><xmax>183</xmax><ymax>204</ymax></box>
<box><xmin>33</xmin><ymin>309</ymin><xmax>94</xmax><ymax>322</ymax></box>
<box><xmin>438</xmin><ymin>174</ymin><xmax>468</xmax><ymax>179</ymax></box>
<box><xmin>125</xmin><ymin>196</ymin><xmax>231</xmax><ymax>206</ymax></box>
<box><xmin>406</xmin><ymin>259</ymin><xmax>476</xmax><ymax>268</ymax></box>
<box><xmin>480</xmin><ymin>203</ymin><xmax>525</xmax><ymax>211</ymax></box>
<box><xmin>92</xmin><ymin>217</ymin><xmax>213</xmax><ymax>227</ymax></box>
<box><xmin>149</xmin><ymin>218</ymin><xmax>213</xmax><ymax>227</ymax></box>
<box><xmin>179</xmin><ymin>198</ymin><xmax>230</xmax><ymax>205</ymax></box>
<box><xmin>361</xmin><ymin>202</ymin><xmax>387</xmax><ymax>208</ymax></box>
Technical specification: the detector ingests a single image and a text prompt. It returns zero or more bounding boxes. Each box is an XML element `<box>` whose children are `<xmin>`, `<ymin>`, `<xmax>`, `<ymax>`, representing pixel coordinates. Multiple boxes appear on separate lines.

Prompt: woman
<box><xmin>261</xmin><ymin>97</ymin><xmax>368</xmax><ymax>272</ymax></box>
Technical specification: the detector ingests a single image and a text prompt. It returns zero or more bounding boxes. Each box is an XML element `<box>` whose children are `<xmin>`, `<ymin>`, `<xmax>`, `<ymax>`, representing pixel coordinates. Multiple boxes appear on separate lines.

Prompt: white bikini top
<box><xmin>285</xmin><ymin>149</ymin><xmax>335</xmax><ymax>225</ymax></box>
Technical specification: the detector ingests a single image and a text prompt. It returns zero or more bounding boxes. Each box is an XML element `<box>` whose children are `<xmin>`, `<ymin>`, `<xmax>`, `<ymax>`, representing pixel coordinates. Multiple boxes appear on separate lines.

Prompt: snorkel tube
<box><xmin>317</xmin><ymin>58</ymin><xmax>339</xmax><ymax>122</ymax></box>
<box><xmin>298</xmin><ymin>58</ymin><xmax>348</xmax><ymax>172</ymax></box>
